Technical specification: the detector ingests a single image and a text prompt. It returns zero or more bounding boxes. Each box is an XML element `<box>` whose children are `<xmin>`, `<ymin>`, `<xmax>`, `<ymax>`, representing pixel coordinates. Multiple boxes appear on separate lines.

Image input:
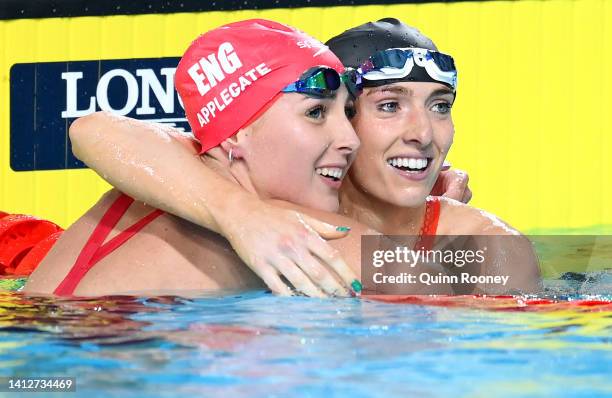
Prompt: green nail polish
<box><xmin>336</xmin><ymin>226</ymin><xmax>351</xmax><ymax>232</ymax></box>
<box><xmin>351</xmin><ymin>279</ymin><xmax>362</xmax><ymax>293</ymax></box>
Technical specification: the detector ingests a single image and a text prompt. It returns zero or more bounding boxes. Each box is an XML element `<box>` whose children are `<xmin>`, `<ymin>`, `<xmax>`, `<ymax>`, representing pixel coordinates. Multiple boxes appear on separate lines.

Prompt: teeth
<box><xmin>387</xmin><ymin>157</ymin><xmax>429</xmax><ymax>171</ymax></box>
<box><xmin>316</xmin><ymin>167</ymin><xmax>343</xmax><ymax>179</ymax></box>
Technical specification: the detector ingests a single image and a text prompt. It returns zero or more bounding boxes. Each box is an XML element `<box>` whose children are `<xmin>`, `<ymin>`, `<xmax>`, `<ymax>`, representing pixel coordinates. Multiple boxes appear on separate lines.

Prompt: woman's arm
<box><xmin>69</xmin><ymin>112</ymin><xmax>364</xmax><ymax>297</ymax></box>
<box><xmin>70</xmin><ymin>112</ymin><xmax>245</xmax><ymax>235</ymax></box>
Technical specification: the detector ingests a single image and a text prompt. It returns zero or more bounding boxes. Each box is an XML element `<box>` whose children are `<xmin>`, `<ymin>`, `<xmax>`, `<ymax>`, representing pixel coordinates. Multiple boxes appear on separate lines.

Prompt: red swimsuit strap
<box><xmin>89</xmin><ymin>208</ymin><xmax>164</xmax><ymax>265</ymax></box>
<box><xmin>414</xmin><ymin>196</ymin><xmax>441</xmax><ymax>251</ymax></box>
<box><xmin>421</xmin><ymin>196</ymin><xmax>441</xmax><ymax>236</ymax></box>
<box><xmin>53</xmin><ymin>194</ymin><xmax>164</xmax><ymax>296</ymax></box>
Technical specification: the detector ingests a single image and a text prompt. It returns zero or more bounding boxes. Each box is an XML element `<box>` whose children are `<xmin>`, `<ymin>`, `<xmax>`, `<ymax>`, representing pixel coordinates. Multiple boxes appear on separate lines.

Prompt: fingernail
<box><xmin>351</xmin><ymin>279</ymin><xmax>362</xmax><ymax>293</ymax></box>
<box><xmin>336</xmin><ymin>226</ymin><xmax>351</xmax><ymax>232</ymax></box>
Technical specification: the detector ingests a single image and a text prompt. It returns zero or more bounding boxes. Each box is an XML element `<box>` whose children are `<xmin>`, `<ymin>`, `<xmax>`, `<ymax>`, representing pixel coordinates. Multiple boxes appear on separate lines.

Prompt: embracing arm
<box><xmin>431</xmin><ymin>162</ymin><xmax>472</xmax><ymax>203</ymax></box>
<box><xmin>70</xmin><ymin>111</ymin><xmax>244</xmax><ymax>236</ymax></box>
<box><xmin>69</xmin><ymin>112</ymin><xmax>367</xmax><ymax>297</ymax></box>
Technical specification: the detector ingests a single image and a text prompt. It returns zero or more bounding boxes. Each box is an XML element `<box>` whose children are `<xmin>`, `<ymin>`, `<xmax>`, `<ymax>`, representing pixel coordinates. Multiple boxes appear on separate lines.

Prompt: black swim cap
<box><xmin>326</xmin><ymin>18</ymin><xmax>438</xmax><ymax>68</ymax></box>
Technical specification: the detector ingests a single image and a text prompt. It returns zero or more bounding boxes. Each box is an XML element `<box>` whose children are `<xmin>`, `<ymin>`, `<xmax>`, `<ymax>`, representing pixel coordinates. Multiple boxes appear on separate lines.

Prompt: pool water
<box><xmin>0</xmin><ymin>274</ymin><xmax>610</xmax><ymax>398</ymax></box>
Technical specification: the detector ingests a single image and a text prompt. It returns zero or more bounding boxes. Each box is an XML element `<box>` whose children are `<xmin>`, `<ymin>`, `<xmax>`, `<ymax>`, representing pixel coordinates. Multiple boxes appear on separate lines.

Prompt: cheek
<box><xmin>429</xmin><ymin>114</ymin><xmax>453</xmax><ymax>149</ymax></box>
<box><xmin>435</xmin><ymin>121</ymin><xmax>455</xmax><ymax>153</ymax></box>
<box><xmin>249</xmin><ymin>128</ymin><xmax>320</xmax><ymax>191</ymax></box>
<box><xmin>349</xmin><ymin>131</ymin><xmax>388</xmax><ymax>186</ymax></box>
<box><xmin>353</xmin><ymin>118</ymin><xmax>398</xmax><ymax>163</ymax></box>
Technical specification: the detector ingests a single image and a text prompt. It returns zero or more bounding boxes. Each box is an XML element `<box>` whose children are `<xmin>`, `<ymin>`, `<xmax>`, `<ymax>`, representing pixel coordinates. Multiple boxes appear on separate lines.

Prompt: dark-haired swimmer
<box><xmin>326</xmin><ymin>19</ymin><xmax>540</xmax><ymax>293</ymax></box>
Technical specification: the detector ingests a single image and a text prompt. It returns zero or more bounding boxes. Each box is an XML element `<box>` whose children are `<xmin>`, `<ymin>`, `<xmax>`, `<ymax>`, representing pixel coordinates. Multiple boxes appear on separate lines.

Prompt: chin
<box><xmin>321</xmin><ymin>198</ymin><xmax>340</xmax><ymax>213</ymax></box>
<box><xmin>303</xmin><ymin>195</ymin><xmax>339</xmax><ymax>213</ymax></box>
<box><xmin>389</xmin><ymin>187</ymin><xmax>431</xmax><ymax>208</ymax></box>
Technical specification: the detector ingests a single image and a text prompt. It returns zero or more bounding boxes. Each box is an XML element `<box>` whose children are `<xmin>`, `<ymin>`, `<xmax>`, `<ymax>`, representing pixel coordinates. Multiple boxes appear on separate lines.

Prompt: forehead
<box><xmin>361</xmin><ymin>81</ymin><xmax>454</xmax><ymax>98</ymax></box>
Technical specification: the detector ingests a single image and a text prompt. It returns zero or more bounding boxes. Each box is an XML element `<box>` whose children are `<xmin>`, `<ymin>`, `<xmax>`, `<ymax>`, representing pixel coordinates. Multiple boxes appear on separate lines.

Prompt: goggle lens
<box><xmin>429</xmin><ymin>51</ymin><xmax>456</xmax><ymax>72</ymax></box>
<box><xmin>359</xmin><ymin>48</ymin><xmax>457</xmax><ymax>90</ymax></box>
<box><xmin>283</xmin><ymin>66</ymin><xmax>363</xmax><ymax>98</ymax></box>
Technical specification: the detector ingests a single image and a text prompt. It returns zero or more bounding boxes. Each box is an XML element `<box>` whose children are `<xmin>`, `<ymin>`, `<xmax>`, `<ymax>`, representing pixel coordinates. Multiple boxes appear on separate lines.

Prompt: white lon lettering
<box><xmin>96</xmin><ymin>69</ymin><xmax>139</xmax><ymax>115</ymax></box>
<box><xmin>136</xmin><ymin>68</ymin><xmax>175</xmax><ymax>115</ymax></box>
<box><xmin>61</xmin><ymin>66</ymin><xmax>180</xmax><ymax>119</ymax></box>
<box><xmin>61</xmin><ymin>72</ymin><xmax>96</xmax><ymax>118</ymax></box>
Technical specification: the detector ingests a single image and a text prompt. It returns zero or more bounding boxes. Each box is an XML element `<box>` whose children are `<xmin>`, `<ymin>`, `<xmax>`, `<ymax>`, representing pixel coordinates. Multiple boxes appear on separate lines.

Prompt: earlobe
<box><xmin>220</xmin><ymin>132</ymin><xmax>246</xmax><ymax>162</ymax></box>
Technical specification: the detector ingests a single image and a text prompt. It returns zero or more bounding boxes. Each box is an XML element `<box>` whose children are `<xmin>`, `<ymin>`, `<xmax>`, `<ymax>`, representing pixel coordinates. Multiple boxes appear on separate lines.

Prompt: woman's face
<box><xmin>348</xmin><ymin>81</ymin><xmax>455</xmax><ymax>207</ymax></box>
<box><xmin>242</xmin><ymin>85</ymin><xmax>360</xmax><ymax>212</ymax></box>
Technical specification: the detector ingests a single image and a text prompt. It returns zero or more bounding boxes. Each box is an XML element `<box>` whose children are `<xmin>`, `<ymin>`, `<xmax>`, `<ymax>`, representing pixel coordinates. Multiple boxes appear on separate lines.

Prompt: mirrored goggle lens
<box><xmin>341</xmin><ymin>68</ymin><xmax>363</xmax><ymax>97</ymax></box>
<box><xmin>363</xmin><ymin>48</ymin><xmax>411</xmax><ymax>73</ymax></box>
<box><xmin>364</xmin><ymin>48</ymin><xmax>456</xmax><ymax>74</ymax></box>
<box><xmin>428</xmin><ymin>51</ymin><xmax>456</xmax><ymax>72</ymax></box>
<box><xmin>376</xmin><ymin>49</ymin><xmax>411</xmax><ymax>69</ymax></box>
<box><xmin>305</xmin><ymin>68</ymin><xmax>341</xmax><ymax>91</ymax></box>
<box><xmin>282</xmin><ymin>67</ymin><xmax>342</xmax><ymax>96</ymax></box>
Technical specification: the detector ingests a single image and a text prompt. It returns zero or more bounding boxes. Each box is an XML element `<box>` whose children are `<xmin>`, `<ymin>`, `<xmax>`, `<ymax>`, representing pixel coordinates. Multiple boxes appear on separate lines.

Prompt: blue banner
<box><xmin>9</xmin><ymin>57</ymin><xmax>188</xmax><ymax>171</ymax></box>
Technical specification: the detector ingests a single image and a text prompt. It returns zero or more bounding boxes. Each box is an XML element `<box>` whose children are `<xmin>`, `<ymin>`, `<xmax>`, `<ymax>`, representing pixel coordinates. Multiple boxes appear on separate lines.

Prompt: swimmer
<box><xmin>326</xmin><ymin>19</ymin><xmax>540</xmax><ymax>293</ymax></box>
<box><xmin>24</xmin><ymin>19</ymin><xmax>376</xmax><ymax>297</ymax></box>
<box><xmin>57</xmin><ymin>19</ymin><xmax>541</xmax><ymax>295</ymax></box>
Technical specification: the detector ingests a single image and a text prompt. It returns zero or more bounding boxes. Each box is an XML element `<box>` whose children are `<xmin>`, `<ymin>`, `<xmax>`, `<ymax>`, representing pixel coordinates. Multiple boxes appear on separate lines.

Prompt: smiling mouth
<box><xmin>386</xmin><ymin>157</ymin><xmax>432</xmax><ymax>173</ymax></box>
<box><xmin>315</xmin><ymin>167</ymin><xmax>343</xmax><ymax>182</ymax></box>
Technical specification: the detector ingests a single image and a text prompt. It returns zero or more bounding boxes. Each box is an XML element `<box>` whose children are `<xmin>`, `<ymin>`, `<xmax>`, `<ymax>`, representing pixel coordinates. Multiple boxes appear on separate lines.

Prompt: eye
<box><xmin>377</xmin><ymin>101</ymin><xmax>399</xmax><ymax>113</ymax></box>
<box><xmin>306</xmin><ymin>104</ymin><xmax>327</xmax><ymax>120</ymax></box>
<box><xmin>431</xmin><ymin>102</ymin><xmax>453</xmax><ymax>114</ymax></box>
<box><xmin>345</xmin><ymin>103</ymin><xmax>357</xmax><ymax>119</ymax></box>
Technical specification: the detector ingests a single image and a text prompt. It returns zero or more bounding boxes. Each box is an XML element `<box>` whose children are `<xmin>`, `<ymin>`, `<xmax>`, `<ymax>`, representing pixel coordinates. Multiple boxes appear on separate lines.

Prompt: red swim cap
<box><xmin>175</xmin><ymin>19</ymin><xmax>344</xmax><ymax>153</ymax></box>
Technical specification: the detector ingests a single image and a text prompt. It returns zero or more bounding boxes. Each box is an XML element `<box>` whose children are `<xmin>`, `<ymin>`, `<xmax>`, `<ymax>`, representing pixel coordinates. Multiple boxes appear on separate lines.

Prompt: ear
<box><xmin>219</xmin><ymin>126</ymin><xmax>252</xmax><ymax>161</ymax></box>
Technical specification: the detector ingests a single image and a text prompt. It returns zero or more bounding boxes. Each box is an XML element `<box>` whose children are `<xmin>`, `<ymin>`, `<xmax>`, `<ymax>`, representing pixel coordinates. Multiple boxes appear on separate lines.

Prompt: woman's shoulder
<box><xmin>436</xmin><ymin>196</ymin><xmax>521</xmax><ymax>236</ymax></box>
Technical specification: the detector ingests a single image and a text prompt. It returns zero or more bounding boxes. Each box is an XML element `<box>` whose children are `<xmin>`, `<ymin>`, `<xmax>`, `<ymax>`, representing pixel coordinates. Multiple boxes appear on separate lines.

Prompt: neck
<box><xmin>339</xmin><ymin>176</ymin><xmax>427</xmax><ymax>235</ymax></box>
<box><xmin>204</xmin><ymin>148</ymin><xmax>258</xmax><ymax>195</ymax></box>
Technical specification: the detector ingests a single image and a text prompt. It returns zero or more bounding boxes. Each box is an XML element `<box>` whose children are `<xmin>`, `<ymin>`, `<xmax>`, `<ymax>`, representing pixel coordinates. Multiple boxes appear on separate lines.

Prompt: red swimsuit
<box><xmin>53</xmin><ymin>194</ymin><xmax>441</xmax><ymax>296</ymax></box>
<box><xmin>414</xmin><ymin>196</ymin><xmax>441</xmax><ymax>251</ymax></box>
<box><xmin>53</xmin><ymin>194</ymin><xmax>163</xmax><ymax>296</ymax></box>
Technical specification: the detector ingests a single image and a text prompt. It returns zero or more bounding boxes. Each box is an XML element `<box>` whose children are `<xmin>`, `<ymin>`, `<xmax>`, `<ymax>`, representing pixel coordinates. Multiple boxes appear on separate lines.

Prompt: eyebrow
<box><xmin>366</xmin><ymin>85</ymin><xmax>411</xmax><ymax>96</ymax></box>
<box><xmin>428</xmin><ymin>87</ymin><xmax>456</xmax><ymax>101</ymax></box>
<box><xmin>299</xmin><ymin>92</ymin><xmax>338</xmax><ymax>101</ymax></box>
<box><xmin>366</xmin><ymin>85</ymin><xmax>456</xmax><ymax>102</ymax></box>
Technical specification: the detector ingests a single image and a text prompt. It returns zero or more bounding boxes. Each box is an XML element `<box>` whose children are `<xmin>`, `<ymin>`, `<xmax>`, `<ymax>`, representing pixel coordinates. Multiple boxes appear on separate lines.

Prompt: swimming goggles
<box><xmin>358</xmin><ymin>47</ymin><xmax>457</xmax><ymax>91</ymax></box>
<box><xmin>282</xmin><ymin>66</ymin><xmax>363</xmax><ymax>99</ymax></box>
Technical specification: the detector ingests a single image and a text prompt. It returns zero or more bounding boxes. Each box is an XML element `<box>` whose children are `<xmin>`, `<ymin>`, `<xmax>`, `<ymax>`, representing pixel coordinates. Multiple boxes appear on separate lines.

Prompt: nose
<box><xmin>332</xmin><ymin>110</ymin><xmax>361</xmax><ymax>155</ymax></box>
<box><xmin>402</xmin><ymin>104</ymin><xmax>433</xmax><ymax>147</ymax></box>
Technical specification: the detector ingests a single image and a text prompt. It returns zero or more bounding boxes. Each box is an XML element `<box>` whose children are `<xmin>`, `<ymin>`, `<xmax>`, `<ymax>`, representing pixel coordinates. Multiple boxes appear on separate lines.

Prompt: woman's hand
<box><xmin>218</xmin><ymin>198</ymin><xmax>360</xmax><ymax>298</ymax></box>
<box><xmin>431</xmin><ymin>162</ymin><xmax>472</xmax><ymax>203</ymax></box>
